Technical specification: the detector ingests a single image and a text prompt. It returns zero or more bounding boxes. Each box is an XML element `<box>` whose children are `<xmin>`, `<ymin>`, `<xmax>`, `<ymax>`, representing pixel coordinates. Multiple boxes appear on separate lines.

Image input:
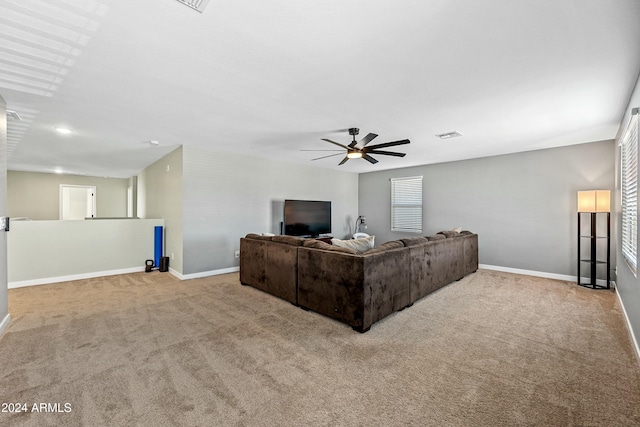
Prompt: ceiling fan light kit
<box><xmin>310</xmin><ymin>127</ymin><xmax>410</xmax><ymax>166</ymax></box>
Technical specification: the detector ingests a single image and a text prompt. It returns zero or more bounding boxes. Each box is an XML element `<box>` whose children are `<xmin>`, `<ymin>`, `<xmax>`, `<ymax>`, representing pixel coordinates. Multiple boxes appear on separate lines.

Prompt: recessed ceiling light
<box><xmin>53</xmin><ymin>167</ymin><xmax>85</xmax><ymax>175</ymax></box>
<box><xmin>436</xmin><ymin>131</ymin><xmax>463</xmax><ymax>139</ymax></box>
<box><xmin>54</xmin><ymin>127</ymin><xmax>73</xmax><ymax>135</ymax></box>
<box><xmin>147</xmin><ymin>140</ymin><xmax>160</xmax><ymax>146</ymax></box>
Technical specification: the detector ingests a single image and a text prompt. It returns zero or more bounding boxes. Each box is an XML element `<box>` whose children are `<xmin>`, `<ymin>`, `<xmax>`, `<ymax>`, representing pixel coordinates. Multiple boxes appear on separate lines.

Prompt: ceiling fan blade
<box><xmin>338</xmin><ymin>156</ymin><xmax>349</xmax><ymax>165</ymax></box>
<box><xmin>311</xmin><ymin>153</ymin><xmax>344</xmax><ymax>161</ymax></box>
<box><xmin>366</xmin><ymin>139</ymin><xmax>410</xmax><ymax>150</ymax></box>
<box><xmin>362</xmin><ymin>154</ymin><xmax>378</xmax><ymax>164</ymax></box>
<box><xmin>349</xmin><ymin>132</ymin><xmax>378</xmax><ymax>148</ymax></box>
<box><xmin>359</xmin><ymin>132</ymin><xmax>378</xmax><ymax>147</ymax></box>
<box><xmin>300</xmin><ymin>149</ymin><xmax>344</xmax><ymax>152</ymax></box>
<box><xmin>365</xmin><ymin>150</ymin><xmax>406</xmax><ymax>157</ymax></box>
<box><xmin>321</xmin><ymin>138</ymin><xmax>350</xmax><ymax>150</ymax></box>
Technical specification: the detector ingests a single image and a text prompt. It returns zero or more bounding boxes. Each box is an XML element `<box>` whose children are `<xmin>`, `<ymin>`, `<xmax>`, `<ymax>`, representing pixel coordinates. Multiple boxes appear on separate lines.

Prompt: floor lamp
<box><xmin>577</xmin><ymin>190</ymin><xmax>611</xmax><ymax>289</ymax></box>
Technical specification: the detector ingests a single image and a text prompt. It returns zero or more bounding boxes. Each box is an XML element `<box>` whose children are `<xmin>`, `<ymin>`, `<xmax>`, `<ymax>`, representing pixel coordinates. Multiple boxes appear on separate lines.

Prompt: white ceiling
<box><xmin>1</xmin><ymin>0</ymin><xmax>639</xmax><ymax>178</ymax></box>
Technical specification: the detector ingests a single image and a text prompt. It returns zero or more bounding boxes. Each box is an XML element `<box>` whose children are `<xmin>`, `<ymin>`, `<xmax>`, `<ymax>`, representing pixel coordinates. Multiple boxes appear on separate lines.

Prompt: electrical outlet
<box><xmin>234</xmin><ymin>250</ymin><xmax>240</xmax><ymax>258</ymax></box>
<box><xmin>171</xmin><ymin>252</ymin><xmax>175</xmax><ymax>260</ymax></box>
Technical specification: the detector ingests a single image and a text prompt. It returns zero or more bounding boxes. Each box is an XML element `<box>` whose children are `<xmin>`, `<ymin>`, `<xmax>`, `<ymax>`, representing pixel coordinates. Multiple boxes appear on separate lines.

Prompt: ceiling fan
<box><xmin>304</xmin><ymin>128</ymin><xmax>410</xmax><ymax>165</ymax></box>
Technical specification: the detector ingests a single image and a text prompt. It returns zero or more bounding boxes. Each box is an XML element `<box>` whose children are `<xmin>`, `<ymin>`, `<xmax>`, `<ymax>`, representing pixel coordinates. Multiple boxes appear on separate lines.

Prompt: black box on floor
<box><xmin>159</xmin><ymin>256</ymin><xmax>169</xmax><ymax>272</ymax></box>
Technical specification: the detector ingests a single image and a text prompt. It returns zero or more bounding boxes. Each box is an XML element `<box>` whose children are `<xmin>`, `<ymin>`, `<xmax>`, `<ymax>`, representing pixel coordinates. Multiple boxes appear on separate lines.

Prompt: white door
<box><xmin>60</xmin><ymin>185</ymin><xmax>96</xmax><ymax>220</ymax></box>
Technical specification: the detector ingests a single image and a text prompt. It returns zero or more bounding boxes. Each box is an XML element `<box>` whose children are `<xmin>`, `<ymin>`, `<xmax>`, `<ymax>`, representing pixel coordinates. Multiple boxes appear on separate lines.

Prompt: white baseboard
<box><xmin>8</xmin><ymin>266</ymin><xmax>146</xmax><ymax>289</ymax></box>
<box><xmin>614</xmin><ymin>282</ymin><xmax>640</xmax><ymax>366</ymax></box>
<box><xmin>0</xmin><ymin>313</ymin><xmax>11</xmax><ymax>337</ymax></box>
<box><xmin>8</xmin><ymin>265</ymin><xmax>240</xmax><ymax>288</ymax></box>
<box><xmin>479</xmin><ymin>264</ymin><xmax>609</xmax><ymax>287</ymax></box>
<box><xmin>171</xmin><ymin>266</ymin><xmax>239</xmax><ymax>281</ymax></box>
<box><xmin>479</xmin><ymin>264</ymin><xmax>577</xmax><ymax>282</ymax></box>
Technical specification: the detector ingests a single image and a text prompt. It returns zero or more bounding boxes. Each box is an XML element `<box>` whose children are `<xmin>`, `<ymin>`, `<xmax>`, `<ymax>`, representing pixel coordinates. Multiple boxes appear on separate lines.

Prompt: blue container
<box><xmin>154</xmin><ymin>226</ymin><xmax>163</xmax><ymax>268</ymax></box>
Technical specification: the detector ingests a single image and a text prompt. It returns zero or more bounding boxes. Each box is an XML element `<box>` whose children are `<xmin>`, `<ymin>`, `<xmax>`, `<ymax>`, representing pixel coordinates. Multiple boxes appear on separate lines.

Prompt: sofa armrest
<box><xmin>240</xmin><ymin>237</ymin><xmax>267</xmax><ymax>288</ymax></box>
<box><xmin>239</xmin><ymin>237</ymin><xmax>298</xmax><ymax>304</ymax></box>
<box><xmin>298</xmin><ymin>246</ymin><xmax>409</xmax><ymax>332</ymax></box>
<box><xmin>462</xmin><ymin>233</ymin><xmax>479</xmax><ymax>274</ymax></box>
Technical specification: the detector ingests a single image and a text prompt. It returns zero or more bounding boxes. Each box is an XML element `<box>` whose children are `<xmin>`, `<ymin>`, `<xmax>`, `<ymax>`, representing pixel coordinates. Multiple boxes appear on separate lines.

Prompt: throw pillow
<box><xmin>331</xmin><ymin>236</ymin><xmax>375</xmax><ymax>253</ymax></box>
<box><xmin>451</xmin><ymin>227</ymin><xmax>462</xmax><ymax>233</ymax></box>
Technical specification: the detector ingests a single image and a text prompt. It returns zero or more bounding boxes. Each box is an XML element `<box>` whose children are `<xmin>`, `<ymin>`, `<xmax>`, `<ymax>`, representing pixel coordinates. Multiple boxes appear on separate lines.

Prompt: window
<box><xmin>391</xmin><ymin>176</ymin><xmax>423</xmax><ymax>233</ymax></box>
<box><xmin>620</xmin><ymin>108</ymin><xmax>639</xmax><ymax>273</ymax></box>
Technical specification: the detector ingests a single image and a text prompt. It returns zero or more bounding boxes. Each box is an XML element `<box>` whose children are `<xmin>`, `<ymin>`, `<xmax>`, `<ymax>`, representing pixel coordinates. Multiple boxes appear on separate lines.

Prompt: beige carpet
<box><xmin>0</xmin><ymin>269</ymin><xmax>639</xmax><ymax>426</ymax></box>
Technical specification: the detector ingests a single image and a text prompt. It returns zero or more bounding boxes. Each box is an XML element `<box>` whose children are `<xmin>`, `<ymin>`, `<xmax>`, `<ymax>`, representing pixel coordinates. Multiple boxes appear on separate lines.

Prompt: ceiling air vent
<box><xmin>6</xmin><ymin>109</ymin><xmax>22</xmax><ymax>121</ymax></box>
<box><xmin>436</xmin><ymin>131</ymin><xmax>463</xmax><ymax>140</ymax></box>
<box><xmin>175</xmin><ymin>0</ymin><xmax>211</xmax><ymax>13</ymax></box>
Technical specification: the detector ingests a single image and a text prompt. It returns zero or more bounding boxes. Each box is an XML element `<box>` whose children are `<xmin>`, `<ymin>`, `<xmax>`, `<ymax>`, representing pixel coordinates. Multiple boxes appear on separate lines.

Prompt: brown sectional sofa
<box><xmin>239</xmin><ymin>231</ymin><xmax>478</xmax><ymax>332</ymax></box>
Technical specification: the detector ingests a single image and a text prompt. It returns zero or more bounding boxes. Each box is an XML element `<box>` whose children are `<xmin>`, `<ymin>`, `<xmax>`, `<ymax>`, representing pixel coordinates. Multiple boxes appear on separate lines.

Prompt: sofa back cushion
<box><xmin>363</xmin><ymin>240</ymin><xmax>404</xmax><ymax>255</ymax></box>
<box><xmin>245</xmin><ymin>233</ymin><xmax>273</xmax><ymax>241</ymax></box>
<box><xmin>303</xmin><ymin>239</ymin><xmax>360</xmax><ymax>255</ymax></box>
<box><xmin>426</xmin><ymin>234</ymin><xmax>446</xmax><ymax>241</ymax></box>
<box><xmin>438</xmin><ymin>230</ymin><xmax>462</xmax><ymax>238</ymax></box>
<box><xmin>400</xmin><ymin>237</ymin><xmax>429</xmax><ymax>247</ymax></box>
<box><xmin>272</xmin><ymin>235</ymin><xmax>305</xmax><ymax>246</ymax></box>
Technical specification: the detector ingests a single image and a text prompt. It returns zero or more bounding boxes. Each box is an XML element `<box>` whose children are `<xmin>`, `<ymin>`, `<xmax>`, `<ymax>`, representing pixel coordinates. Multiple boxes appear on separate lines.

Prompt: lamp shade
<box><xmin>577</xmin><ymin>190</ymin><xmax>610</xmax><ymax>213</ymax></box>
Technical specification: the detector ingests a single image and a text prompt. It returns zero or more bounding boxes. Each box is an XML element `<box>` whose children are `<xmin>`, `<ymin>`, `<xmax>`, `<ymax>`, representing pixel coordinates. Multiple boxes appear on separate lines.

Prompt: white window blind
<box><xmin>391</xmin><ymin>176</ymin><xmax>423</xmax><ymax>233</ymax></box>
<box><xmin>620</xmin><ymin>109</ymin><xmax>639</xmax><ymax>273</ymax></box>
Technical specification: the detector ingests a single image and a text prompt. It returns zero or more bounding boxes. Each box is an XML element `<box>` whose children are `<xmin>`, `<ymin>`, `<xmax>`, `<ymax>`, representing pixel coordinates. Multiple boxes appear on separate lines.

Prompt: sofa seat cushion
<box><xmin>331</xmin><ymin>236</ymin><xmax>375</xmax><ymax>253</ymax></box>
<box><xmin>304</xmin><ymin>239</ymin><xmax>361</xmax><ymax>255</ymax></box>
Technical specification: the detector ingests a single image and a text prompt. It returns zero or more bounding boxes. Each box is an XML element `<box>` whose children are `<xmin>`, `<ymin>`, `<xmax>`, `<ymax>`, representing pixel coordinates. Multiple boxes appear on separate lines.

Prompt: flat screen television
<box><xmin>284</xmin><ymin>199</ymin><xmax>331</xmax><ymax>237</ymax></box>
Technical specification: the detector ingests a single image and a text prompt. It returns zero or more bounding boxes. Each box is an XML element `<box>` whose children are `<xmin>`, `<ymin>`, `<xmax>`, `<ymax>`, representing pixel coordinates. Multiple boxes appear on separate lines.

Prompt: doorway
<box><xmin>60</xmin><ymin>185</ymin><xmax>96</xmax><ymax>220</ymax></box>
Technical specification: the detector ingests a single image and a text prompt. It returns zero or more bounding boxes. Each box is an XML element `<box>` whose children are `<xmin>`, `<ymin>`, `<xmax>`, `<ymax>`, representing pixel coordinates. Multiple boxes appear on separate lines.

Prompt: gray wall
<box><xmin>614</xmin><ymin>72</ymin><xmax>640</xmax><ymax>354</ymax></box>
<box><xmin>138</xmin><ymin>146</ymin><xmax>184</xmax><ymax>274</ymax></box>
<box><xmin>0</xmin><ymin>95</ymin><xmax>8</xmax><ymax>335</ymax></box>
<box><xmin>359</xmin><ymin>140</ymin><xmax>615</xmax><ymax>277</ymax></box>
<box><xmin>7</xmin><ymin>171</ymin><xmax>129</xmax><ymax>220</ymax></box>
<box><xmin>182</xmin><ymin>146</ymin><xmax>359</xmax><ymax>275</ymax></box>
